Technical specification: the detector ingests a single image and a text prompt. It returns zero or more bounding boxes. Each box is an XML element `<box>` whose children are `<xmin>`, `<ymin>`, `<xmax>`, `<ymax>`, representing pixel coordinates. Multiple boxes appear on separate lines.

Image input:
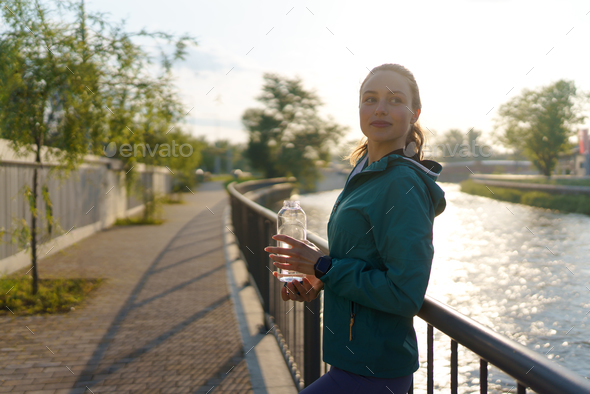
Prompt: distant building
<box><xmin>556</xmin><ymin>129</ymin><xmax>589</xmax><ymax>176</ymax></box>
<box><xmin>438</xmin><ymin>159</ymin><xmax>536</xmax><ymax>182</ymax></box>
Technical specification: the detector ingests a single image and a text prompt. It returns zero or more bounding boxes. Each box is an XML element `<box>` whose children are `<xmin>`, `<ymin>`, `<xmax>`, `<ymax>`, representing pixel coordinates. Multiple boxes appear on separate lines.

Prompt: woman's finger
<box><xmin>292</xmin><ymin>280</ymin><xmax>309</xmax><ymax>300</ymax></box>
<box><xmin>273</xmin><ymin>260</ymin><xmax>299</xmax><ymax>272</ymax></box>
<box><xmin>285</xmin><ymin>282</ymin><xmax>298</xmax><ymax>298</ymax></box>
<box><xmin>265</xmin><ymin>246</ymin><xmax>300</xmax><ymax>257</ymax></box>
<box><xmin>272</xmin><ymin>234</ymin><xmax>305</xmax><ymax>249</ymax></box>
<box><xmin>280</xmin><ymin>286</ymin><xmax>290</xmax><ymax>301</ymax></box>
<box><xmin>304</xmin><ymin>277</ymin><xmax>321</xmax><ymax>300</ymax></box>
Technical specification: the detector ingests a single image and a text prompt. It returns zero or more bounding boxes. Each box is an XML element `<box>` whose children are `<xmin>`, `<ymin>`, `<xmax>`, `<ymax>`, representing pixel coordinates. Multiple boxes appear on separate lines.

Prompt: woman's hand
<box><xmin>265</xmin><ymin>234</ymin><xmax>324</xmax><ymax>276</ymax></box>
<box><xmin>273</xmin><ymin>273</ymin><xmax>324</xmax><ymax>302</ymax></box>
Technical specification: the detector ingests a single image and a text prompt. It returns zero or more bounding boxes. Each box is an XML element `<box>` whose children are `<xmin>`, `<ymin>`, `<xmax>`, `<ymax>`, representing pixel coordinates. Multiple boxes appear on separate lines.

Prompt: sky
<box><xmin>84</xmin><ymin>0</ymin><xmax>590</xmax><ymax>152</ymax></box>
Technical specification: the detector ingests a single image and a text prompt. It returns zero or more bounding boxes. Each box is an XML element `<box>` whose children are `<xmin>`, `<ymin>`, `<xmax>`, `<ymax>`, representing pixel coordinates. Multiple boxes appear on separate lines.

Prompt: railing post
<box><xmin>451</xmin><ymin>339</ymin><xmax>458</xmax><ymax>394</ymax></box>
<box><xmin>258</xmin><ymin>214</ymin><xmax>270</xmax><ymax>316</ymax></box>
<box><xmin>480</xmin><ymin>359</ymin><xmax>487</xmax><ymax>394</ymax></box>
<box><xmin>265</xmin><ymin>219</ymin><xmax>275</xmax><ymax>320</ymax></box>
<box><xmin>303</xmin><ymin>296</ymin><xmax>321</xmax><ymax>387</ymax></box>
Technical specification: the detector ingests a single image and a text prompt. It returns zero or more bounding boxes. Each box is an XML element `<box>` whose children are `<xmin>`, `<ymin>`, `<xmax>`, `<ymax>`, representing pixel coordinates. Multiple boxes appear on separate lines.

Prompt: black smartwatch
<box><xmin>314</xmin><ymin>255</ymin><xmax>332</xmax><ymax>279</ymax></box>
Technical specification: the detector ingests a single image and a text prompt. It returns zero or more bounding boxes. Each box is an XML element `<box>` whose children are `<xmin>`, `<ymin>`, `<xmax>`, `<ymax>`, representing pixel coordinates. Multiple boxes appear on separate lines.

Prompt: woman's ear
<box><xmin>411</xmin><ymin>108</ymin><xmax>422</xmax><ymax>124</ymax></box>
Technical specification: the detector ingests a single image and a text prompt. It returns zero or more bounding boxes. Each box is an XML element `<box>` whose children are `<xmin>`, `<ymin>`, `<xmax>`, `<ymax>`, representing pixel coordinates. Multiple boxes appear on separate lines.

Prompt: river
<box><xmin>293</xmin><ymin>182</ymin><xmax>590</xmax><ymax>393</ymax></box>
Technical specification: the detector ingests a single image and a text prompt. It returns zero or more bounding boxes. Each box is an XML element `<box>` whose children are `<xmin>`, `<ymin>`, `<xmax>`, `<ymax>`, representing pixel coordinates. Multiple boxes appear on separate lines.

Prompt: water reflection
<box><xmin>296</xmin><ymin>183</ymin><xmax>590</xmax><ymax>393</ymax></box>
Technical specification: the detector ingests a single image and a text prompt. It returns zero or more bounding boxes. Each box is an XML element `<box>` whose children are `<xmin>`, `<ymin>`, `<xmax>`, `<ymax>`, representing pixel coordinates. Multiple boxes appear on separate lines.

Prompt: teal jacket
<box><xmin>320</xmin><ymin>149</ymin><xmax>446</xmax><ymax>378</ymax></box>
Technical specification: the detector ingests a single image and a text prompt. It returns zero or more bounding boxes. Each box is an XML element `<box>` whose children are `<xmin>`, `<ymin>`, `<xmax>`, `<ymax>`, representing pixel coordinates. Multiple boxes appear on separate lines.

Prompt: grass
<box><xmin>210</xmin><ymin>174</ymin><xmax>235</xmax><ymax>182</ymax></box>
<box><xmin>479</xmin><ymin>176</ymin><xmax>590</xmax><ymax>187</ymax></box>
<box><xmin>114</xmin><ymin>216</ymin><xmax>164</xmax><ymax>226</ymax></box>
<box><xmin>161</xmin><ymin>193</ymin><xmax>185</xmax><ymax>204</ymax></box>
<box><xmin>1</xmin><ymin>275</ymin><xmax>104</xmax><ymax>316</ymax></box>
<box><xmin>460</xmin><ymin>179</ymin><xmax>590</xmax><ymax>216</ymax></box>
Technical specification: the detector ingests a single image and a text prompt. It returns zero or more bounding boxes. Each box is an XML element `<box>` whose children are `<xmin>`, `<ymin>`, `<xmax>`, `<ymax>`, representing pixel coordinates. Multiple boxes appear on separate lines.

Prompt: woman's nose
<box><xmin>375</xmin><ymin>99</ymin><xmax>388</xmax><ymax>115</ymax></box>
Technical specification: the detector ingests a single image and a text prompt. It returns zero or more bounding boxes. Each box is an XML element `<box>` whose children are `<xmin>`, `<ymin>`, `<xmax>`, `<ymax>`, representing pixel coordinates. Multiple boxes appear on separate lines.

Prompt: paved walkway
<box><xmin>0</xmin><ymin>181</ymin><xmax>254</xmax><ymax>393</ymax></box>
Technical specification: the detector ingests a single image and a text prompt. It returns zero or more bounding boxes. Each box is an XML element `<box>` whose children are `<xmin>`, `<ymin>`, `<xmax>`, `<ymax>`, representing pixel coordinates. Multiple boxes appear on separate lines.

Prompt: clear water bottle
<box><xmin>276</xmin><ymin>200</ymin><xmax>306</xmax><ymax>282</ymax></box>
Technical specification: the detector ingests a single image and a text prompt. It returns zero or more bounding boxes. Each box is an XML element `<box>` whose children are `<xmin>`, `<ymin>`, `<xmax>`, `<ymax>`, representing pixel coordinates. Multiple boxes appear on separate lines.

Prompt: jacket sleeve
<box><xmin>320</xmin><ymin>174</ymin><xmax>435</xmax><ymax>318</ymax></box>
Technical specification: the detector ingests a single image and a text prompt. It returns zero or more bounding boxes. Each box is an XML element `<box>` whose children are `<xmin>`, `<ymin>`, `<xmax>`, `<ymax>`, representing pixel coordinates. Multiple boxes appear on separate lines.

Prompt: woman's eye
<box><xmin>364</xmin><ymin>97</ymin><xmax>401</xmax><ymax>103</ymax></box>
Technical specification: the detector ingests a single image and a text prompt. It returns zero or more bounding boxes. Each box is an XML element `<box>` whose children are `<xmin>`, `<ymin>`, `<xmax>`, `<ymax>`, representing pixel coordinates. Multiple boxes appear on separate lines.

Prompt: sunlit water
<box><xmin>293</xmin><ymin>183</ymin><xmax>590</xmax><ymax>393</ymax></box>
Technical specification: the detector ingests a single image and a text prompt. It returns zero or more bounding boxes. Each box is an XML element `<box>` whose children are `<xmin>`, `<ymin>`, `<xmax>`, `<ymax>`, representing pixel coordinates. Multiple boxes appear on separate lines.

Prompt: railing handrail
<box><xmin>227</xmin><ymin>179</ymin><xmax>590</xmax><ymax>393</ymax></box>
<box><xmin>418</xmin><ymin>297</ymin><xmax>590</xmax><ymax>393</ymax></box>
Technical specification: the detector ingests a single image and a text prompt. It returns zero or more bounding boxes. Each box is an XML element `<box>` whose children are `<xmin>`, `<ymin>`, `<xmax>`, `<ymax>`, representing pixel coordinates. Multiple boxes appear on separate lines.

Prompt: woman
<box><xmin>264</xmin><ymin>63</ymin><xmax>447</xmax><ymax>394</ymax></box>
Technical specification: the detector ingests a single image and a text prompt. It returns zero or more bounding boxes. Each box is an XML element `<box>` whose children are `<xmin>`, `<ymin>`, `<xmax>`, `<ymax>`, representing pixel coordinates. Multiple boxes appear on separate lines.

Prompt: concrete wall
<box><xmin>0</xmin><ymin>139</ymin><xmax>172</xmax><ymax>275</ymax></box>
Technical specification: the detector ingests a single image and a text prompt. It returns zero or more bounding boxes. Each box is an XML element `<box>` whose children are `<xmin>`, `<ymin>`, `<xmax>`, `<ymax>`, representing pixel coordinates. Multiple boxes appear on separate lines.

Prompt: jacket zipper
<box><xmin>349</xmin><ymin>301</ymin><xmax>355</xmax><ymax>341</ymax></box>
<box><xmin>331</xmin><ymin>200</ymin><xmax>340</xmax><ymax>214</ymax></box>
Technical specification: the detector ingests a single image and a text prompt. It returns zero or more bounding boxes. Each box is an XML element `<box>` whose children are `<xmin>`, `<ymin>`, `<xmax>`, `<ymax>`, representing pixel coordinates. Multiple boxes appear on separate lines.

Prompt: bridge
<box><xmin>227</xmin><ymin>177</ymin><xmax>590</xmax><ymax>394</ymax></box>
<box><xmin>2</xmin><ymin>178</ymin><xmax>589</xmax><ymax>393</ymax></box>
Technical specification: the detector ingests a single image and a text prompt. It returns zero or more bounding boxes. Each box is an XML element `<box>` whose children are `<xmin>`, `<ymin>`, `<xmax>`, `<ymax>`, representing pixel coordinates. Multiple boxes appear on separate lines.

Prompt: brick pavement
<box><xmin>0</xmin><ymin>181</ymin><xmax>254</xmax><ymax>393</ymax></box>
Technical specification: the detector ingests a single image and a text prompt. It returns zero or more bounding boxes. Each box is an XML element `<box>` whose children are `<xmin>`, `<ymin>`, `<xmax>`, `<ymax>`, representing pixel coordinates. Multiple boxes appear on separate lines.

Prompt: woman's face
<box><xmin>359</xmin><ymin>70</ymin><xmax>420</xmax><ymax>149</ymax></box>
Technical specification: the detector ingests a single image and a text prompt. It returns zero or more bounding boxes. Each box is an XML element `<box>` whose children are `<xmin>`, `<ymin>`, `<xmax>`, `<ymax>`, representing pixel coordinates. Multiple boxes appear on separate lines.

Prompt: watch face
<box><xmin>317</xmin><ymin>257</ymin><xmax>330</xmax><ymax>273</ymax></box>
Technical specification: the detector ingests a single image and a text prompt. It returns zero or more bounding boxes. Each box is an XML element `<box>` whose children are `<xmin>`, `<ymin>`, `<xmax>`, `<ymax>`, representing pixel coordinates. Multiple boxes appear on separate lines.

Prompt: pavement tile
<box><xmin>1</xmin><ymin>183</ymin><xmax>254</xmax><ymax>393</ymax></box>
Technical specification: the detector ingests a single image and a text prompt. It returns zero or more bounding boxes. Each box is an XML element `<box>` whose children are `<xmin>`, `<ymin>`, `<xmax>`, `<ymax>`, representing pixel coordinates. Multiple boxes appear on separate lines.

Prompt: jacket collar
<box><xmin>356</xmin><ymin>148</ymin><xmax>443</xmax><ymax>181</ymax></box>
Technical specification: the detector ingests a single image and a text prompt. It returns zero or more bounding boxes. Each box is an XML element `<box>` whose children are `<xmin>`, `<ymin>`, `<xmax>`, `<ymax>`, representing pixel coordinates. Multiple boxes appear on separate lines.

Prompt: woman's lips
<box><xmin>371</xmin><ymin>122</ymin><xmax>391</xmax><ymax>128</ymax></box>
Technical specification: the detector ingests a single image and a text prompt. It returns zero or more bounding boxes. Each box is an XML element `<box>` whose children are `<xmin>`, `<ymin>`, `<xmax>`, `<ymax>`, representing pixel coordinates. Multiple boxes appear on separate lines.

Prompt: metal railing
<box><xmin>227</xmin><ymin>178</ymin><xmax>590</xmax><ymax>394</ymax></box>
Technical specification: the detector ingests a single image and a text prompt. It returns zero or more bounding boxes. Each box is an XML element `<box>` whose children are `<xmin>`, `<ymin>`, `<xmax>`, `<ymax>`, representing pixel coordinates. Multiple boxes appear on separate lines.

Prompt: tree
<box><xmin>196</xmin><ymin>138</ymin><xmax>250</xmax><ymax>174</ymax></box>
<box><xmin>0</xmin><ymin>0</ymin><xmax>92</xmax><ymax>294</ymax></box>
<box><xmin>431</xmin><ymin>128</ymin><xmax>486</xmax><ymax>160</ymax></box>
<box><xmin>436</xmin><ymin>129</ymin><xmax>465</xmax><ymax>159</ymax></box>
<box><xmin>0</xmin><ymin>0</ymin><xmax>195</xmax><ymax>293</ymax></box>
<box><xmin>493</xmin><ymin>80</ymin><xmax>588</xmax><ymax>176</ymax></box>
<box><xmin>466</xmin><ymin>128</ymin><xmax>483</xmax><ymax>156</ymax></box>
<box><xmin>242</xmin><ymin>73</ymin><xmax>348</xmax><ymax>191</ymax></box>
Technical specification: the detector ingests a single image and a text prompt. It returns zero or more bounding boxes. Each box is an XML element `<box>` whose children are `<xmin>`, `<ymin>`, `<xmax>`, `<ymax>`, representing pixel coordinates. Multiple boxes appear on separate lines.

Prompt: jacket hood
<box><xmin>355</xmin><ymin>151</ymin><xmax>447</xmax><ymax>217</ymax></box>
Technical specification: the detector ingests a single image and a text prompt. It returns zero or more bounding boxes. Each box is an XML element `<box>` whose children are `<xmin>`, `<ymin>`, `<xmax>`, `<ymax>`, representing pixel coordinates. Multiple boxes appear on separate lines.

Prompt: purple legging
<box><xmin>299</xmin><ymin>366</ymin><xmax>413</xmax><ymax>394</ymax></box>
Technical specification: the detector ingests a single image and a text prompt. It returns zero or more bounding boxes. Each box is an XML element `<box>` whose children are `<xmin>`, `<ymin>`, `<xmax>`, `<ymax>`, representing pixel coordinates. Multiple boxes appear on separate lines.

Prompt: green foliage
<box><xmin>161</xmin><ymin>193</ymin><xmax>184</xmax><ymax>204</ymax></box>
<box><xmin>493</xmin><ymin>80</ymin><xmax>589</xmax><ymax>176</ymax></box>
<box><xmin>0</xmin><ymin>275</ymin><xmax>103</xmax><ymax>315</ymax></box>
<box><xmin>11</xmin><ymin>218</ymin><xmax>31</xmax><ymax>250</ymax></box>
<box><xmin>197</xmin><ymin>138</ymin><xmax>251</xmax><ymax>174</ymax></box>
<box><xmin>432</xmin><ymin>128</ymin><xmax>485</xmax><ymax>160</ymax></box>
<box><xmin>242</xmin><ymin>73</ymin><xmax>349</xmax><ymax>192</ymax></box>
<box><xmin>460</xmin><ymin>179</ymin><xmax>590</xmax><ymax>215</ymax></box>
<box><xmin>143</xmin><ymin>191</ymin><xmax>164</xmax><ymax>222</ymax></box>
<box><xmin>24</xmin><ymin>186</ymin><xmax>37</xmax><ymax>218</ymax></box>
<box><xmin>41</xmin><ymin>185</ymin><xmax>53</xmax><ymax>235</ymax></box>
<box><xmin>0</xmin><ymin>0</ymin><xmax>93</xmax><ymax>168</ymax></box>
<box><xmin>486</xmin><ymin>176</ymin><xmax>590</xmax><ymax>187</ymax></box>
<box><xmin>0</xmin><ymin>0</ymin><xmax>198</xmax><ymax>292</ymax></box>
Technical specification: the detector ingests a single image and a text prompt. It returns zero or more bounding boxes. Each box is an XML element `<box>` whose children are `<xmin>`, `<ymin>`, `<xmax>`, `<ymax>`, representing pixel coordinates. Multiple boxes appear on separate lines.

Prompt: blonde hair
<box><xmin>345</xmin><ymin>63</ymin><xmax>427</xmax><ymax>166</ymax></box>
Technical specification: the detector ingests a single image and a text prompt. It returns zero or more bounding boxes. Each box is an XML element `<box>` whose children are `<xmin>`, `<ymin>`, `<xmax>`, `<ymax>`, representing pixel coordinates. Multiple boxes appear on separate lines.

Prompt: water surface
<box><xmin>295</xmin><ymin>183</ymin><xmax>590</xmax><ymax>393</ymax></box>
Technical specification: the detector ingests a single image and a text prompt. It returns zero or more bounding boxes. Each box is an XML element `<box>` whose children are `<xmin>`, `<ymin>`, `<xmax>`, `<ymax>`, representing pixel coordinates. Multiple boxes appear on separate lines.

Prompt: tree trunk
<box><xmin>143</xmin><ymin>168</ymin><xmax>152</xmax><ymax>222</ymax></box>
<box><xmin>30</xmin><ymin>134</ymin><xmax>44</xmax><ymax>295</ymax></box>
<box><xmin>31</xmin><ymin>144</ymin><xmax>41</xmax><ymax>295</ymax></box>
